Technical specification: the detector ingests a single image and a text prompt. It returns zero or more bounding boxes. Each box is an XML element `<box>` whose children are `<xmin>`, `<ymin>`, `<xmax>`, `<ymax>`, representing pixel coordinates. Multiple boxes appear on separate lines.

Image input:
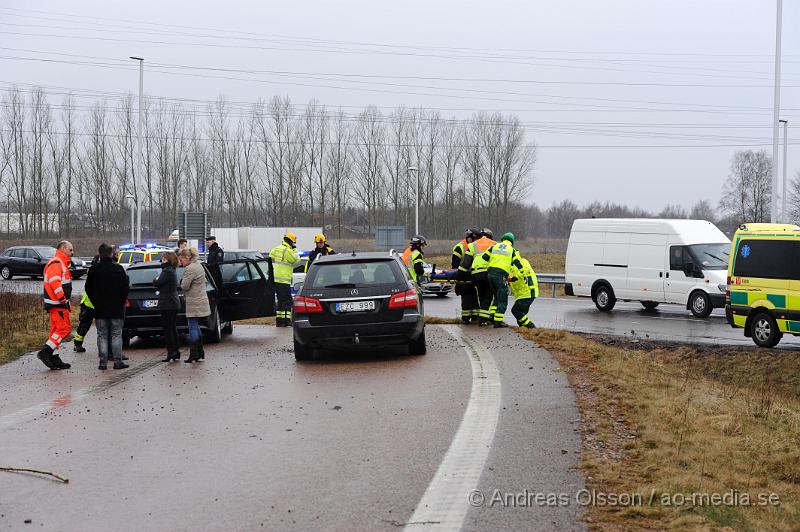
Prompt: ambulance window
<box><xmin>733</xmin><ymin>240</ymin><xmax>794</xmax><ymax>280</ymax></box>
<box><xmin>118</xmin><ymin>252</ymin><xmax>131</xmax><ymax>263</ymax></box>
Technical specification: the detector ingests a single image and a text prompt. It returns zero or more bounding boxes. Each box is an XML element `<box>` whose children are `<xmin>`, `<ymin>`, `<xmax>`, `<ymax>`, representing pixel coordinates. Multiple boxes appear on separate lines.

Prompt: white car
<box><xmin>565</xmin><ymin>218</ymin><xmax>730</xmax><ymax>318</ymax></box>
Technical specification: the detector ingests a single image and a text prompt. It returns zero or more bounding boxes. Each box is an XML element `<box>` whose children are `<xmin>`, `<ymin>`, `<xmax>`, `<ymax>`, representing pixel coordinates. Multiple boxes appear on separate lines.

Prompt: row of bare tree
<box><xmin>0</xmin><ymin>87</ymin><xmax>535</xmax><ymax>239</ymax></box>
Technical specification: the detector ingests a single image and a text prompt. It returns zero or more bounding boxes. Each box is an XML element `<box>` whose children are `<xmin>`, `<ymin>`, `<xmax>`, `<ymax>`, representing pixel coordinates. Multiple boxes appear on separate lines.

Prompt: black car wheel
<box><xmin>689</xmin><ymin>291</ymin><xmax>712</xmax><ymax>318</ymax></box>
<box><xmin>205</xmin><ymin>309</ymin><xmax>222</xmax><ymax>344</ymax></box>
<box><xmin>294</xmin><ymin>339</ymin><xmax>314</xmax><ymax>361</ymax></box>
<box><xmin>750</xmin><ymin>312</ymin><xmax>782</xmax><ymax>348</ymax></box>
<box><xmin>0</xmin><ymin>265</ymin><xmax>12</xmax><ymax>280</ymax></box>
<box><xmin>221</xmin><ymin>321</ymin><xmax>233</xmax><ymax>335</ymax></box>
<box><xmin>593</xmin><ymin>284</ymin><xmax>616</xmax><ymax>312</ymax></box>
<box><xmin>409</xmin><ymin>329</ymin><xmax>427</xmax><ymax>355</ymax></box>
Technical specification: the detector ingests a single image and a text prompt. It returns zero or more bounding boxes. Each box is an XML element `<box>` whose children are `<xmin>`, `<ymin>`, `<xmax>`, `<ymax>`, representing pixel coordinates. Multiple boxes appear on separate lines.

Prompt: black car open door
<box><xmin>216</xmin><ymin>258</ymin><xmax>275</xmax><ymax>321</ymax></box>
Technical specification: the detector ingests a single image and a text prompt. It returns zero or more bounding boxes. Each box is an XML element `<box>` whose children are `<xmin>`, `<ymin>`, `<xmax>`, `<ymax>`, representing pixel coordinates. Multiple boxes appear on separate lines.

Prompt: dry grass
<box><xmin>519</xmin><ymin>328</ymin><xmax>800</xmax><ymax>531</ymax></box>
<box><xmin>0</xmin><ymin>293</ymin><xmax>81</xmax><ymax>365</ymax></box>
<box><xmin>237</xmin><ymin>316</ymin><xmax>276</xmax><ymax>325</ymax></box>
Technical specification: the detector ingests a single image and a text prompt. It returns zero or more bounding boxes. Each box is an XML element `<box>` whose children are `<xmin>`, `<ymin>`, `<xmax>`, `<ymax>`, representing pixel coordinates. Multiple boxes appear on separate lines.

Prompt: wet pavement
<box><xmin>0</xmin><ymin>323</ymin><xmax>585</xmax><ymax>531</ymax></box>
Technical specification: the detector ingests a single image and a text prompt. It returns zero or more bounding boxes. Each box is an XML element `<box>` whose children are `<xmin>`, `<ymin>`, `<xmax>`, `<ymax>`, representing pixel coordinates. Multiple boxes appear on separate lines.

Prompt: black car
<box><xmin>292</xmin><ymin>252</ymin><xmax>426</xmax><ymax>361</ymax></box>
<box><xmin>0</xmin><ymin>246</ymin><xmax>88</xmax><ymax>280</ymax></box>
<box><xmin>123</xmin><ymin>258</ymin><xmax>275</xmax><ymax>347</ymax></box>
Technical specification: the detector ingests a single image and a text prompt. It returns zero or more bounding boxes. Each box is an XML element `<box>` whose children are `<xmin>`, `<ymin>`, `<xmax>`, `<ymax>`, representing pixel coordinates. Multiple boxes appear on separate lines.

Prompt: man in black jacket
<box><xmin>85</xmin><ymin>244</ymin><xmax>130</xmax><ymax>370</ymax></box>
<box><xmin>206</xmin><ymin>236</ymin><xmax>224</xmax><ymax>265</ymax></box>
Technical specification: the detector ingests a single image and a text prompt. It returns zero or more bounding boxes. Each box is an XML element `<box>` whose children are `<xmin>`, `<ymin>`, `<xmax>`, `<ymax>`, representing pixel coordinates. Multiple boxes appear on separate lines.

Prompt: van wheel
<box><xmin>751</xmin><ymin>312</ymin><xmax>782</xmax><ymax>348</ymax></box>
<box><xmin>409</xmin><ymin>330</ymin><xmax>427</xmax><ymax>355</ymax></box>
<box><xmin>593</xmin><ymin>285</ymin><xmax>616</xmax><ymax>311</ymax></box>
<box><xmin>641</xmin><ymin>301</ymin><xmax>659</xmax><ymax>311</ymax></box>
<box><xmin>689</xmin><ymin>291</ymin><xmax>712</xmax><ymax>318</ymax></box>
<box><xmin>294</xmin><ymin>339</ymin><xmax>314</xmax><ymax>361</ymax></box>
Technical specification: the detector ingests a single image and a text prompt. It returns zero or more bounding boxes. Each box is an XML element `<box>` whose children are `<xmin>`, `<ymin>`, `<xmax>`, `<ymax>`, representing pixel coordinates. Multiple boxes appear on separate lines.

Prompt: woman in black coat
<box><xmin>154</xmin><ymin>251</ymin><xmax>181</xmax><ymax>362</ymax></box>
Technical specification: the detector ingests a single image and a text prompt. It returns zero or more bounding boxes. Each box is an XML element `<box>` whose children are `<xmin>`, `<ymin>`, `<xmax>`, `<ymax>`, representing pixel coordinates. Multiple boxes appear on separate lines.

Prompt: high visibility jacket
<box><xmin>401</xmin><ymin>247</ymin><xmax>412</xmax><ymax>266</ymax></box>
<box><xmin>461</xmin><ymin>237</ymin><xmax>494</xmax><ymax>274</ymax></box>
<box><xmin>268</xmin><ymin>242</ymin><xmax>300</xmax><ymax>285</ymax></box>
<box><xmin>305</xmin><ymin>244</ymin><xmax>335</xmax><ymax>272</ymax></box>
<box><xmin>510</xmin><ymin>258</ymin><xmax>539</xmax><ymax>299</ymax></box>
<box><xmin>451</xmin><ymin>239</ymin><xmax>468</xmax><ymax>269</ymax></box>
<box><xmin>80</xmin><ymin>292</ymin><xmax>94</xmax><ymax>309</ymax></box>
<box><xmin>43</xmin><ymin>249</ymin><xmax>72</xmax><ymax>310</ymax></box>
<box><xmin>408</xmin><ymin>249</ymin><xmax>424</xmax><ymax>282</ymax></box>
<box><xmin>482</xmin><ymin>239</ymin><xmax>523</xmax><ymax>275</ymax></box>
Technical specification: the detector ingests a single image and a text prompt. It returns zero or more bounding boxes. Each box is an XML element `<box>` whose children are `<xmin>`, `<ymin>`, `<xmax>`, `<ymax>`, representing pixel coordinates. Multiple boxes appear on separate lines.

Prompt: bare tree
<box><xmin>658</xmin><ymin>204</ymin><xmax>688</xmax><ymax>219</ymax></box>
<box><xmin>719</xmin><ymin>150</ymin><xmax>772</xmax><ymax>223</ymax></box>
<box><xmin>689</xmin><ymin>199</ymin><xmax>716</xmax><ymax>222</ymax></box>
<box><xmin>786</xmin><ymin>171</ymin><xmax>800</xmax><ymax>224</ymax></box>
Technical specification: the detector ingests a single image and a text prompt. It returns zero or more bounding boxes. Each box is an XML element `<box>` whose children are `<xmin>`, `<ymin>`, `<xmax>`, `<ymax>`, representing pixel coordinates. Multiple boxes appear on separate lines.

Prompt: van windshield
<box><xmin>687</xmin><ymin>243</ymin><xmax>729</xmax><ymax>270</ymax></box>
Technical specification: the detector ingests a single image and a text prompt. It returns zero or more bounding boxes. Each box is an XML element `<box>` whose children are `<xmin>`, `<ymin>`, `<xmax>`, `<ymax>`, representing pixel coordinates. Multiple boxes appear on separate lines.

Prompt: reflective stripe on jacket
<box><xmin>510</xmin><ymin>257</ymin><xmax>538</xmax><ymax>299</ymax></box>
<box><xmin>269</xmin><ymin>242</ymin><xmax>300</xmax><ymax>285</ymax></box>
<box><xmin>80</xmin><ymin>292</ymin><xmax>94</xmax><ymax>309</ymax></box>
<box><xmin>464</xmin><ymin>237</ymin><xmax>495</xmax><ymax>274</ymax></box>
<box><xmin>43</xmin><ymin>249</ymin><xmax>72</xmax><ymax>310</ymax></box>
<box><xmin>482</xmin><ymin>239</ymin><xmax>523</xmax><ymax>275</ymax></box>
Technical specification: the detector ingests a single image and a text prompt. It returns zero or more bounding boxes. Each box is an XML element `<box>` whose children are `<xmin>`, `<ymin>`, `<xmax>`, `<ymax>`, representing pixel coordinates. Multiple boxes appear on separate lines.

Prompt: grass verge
<box><xmin>0</xmin><ymin>293</ymin><xmax>80</xmax><ymax>365</ymax></box>
<box><xmin>519</xmin><ymin>328</ymin><xmax>800</xmax><ymax>530</ymax></box>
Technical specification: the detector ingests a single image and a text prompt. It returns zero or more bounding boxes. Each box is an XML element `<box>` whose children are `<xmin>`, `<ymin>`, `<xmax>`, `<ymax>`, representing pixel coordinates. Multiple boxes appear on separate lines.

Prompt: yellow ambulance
<box><xmin>726</xmin><ymin>223</ymin><xmax>800</xmax><ymax>347</ymax></box>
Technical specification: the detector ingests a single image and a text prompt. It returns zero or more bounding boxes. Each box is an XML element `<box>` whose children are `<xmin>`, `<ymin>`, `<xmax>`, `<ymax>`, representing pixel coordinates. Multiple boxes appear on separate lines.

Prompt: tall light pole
<box><xmin>125</xmin><ymin>194</ymin><xmax>135</xmax><ymax>244</ymax></box>
<box><xmin>130</xmin><ymin>56</ymin><xmax>144</xmax><ymax>243</ymax></box>
<box><xmin>408</xmin><ymin>166</ymin><xmax>419</xmax><ymax>235</ymax></box>
<box><xmin>780</xmin><ymin>118</ymin><xmax>788</xmax><ymax>221</ymax></box>
<box><xmin>770</xmin><ymin>0</ymin><xmax>783</xmax><ymax>223</ymax></box>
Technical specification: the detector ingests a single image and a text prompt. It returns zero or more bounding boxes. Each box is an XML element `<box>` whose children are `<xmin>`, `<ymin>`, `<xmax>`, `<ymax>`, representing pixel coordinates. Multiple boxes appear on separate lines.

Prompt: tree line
<box><xmin>0</xmin><ymin>86</ymin><xmax>534</xmax><ymax>240</ymax></box>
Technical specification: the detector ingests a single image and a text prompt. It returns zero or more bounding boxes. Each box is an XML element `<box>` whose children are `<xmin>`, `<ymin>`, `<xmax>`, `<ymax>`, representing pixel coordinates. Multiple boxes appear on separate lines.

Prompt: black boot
<box><xmin>198</xmin><ymin>343</ymin><xmax>205</xmax><ymax>360</ymax></box>
<box><xmin>493</xmin><ymin>321</ymin><xmax>509</xmax><ymax>328</ymax></box>
<box><xmin>74</xmin><ymin>341</ymin><xmax>86</xmax><ymax>353</ymax></box>
<box><xmin>113</xmin><ymin>360</ymin><xmax>129</xmax><ymax>370</ymax></box>
<box><xmin>37</xmin><ymin>346</ymin><xmax>56</xmax><ymax>369</ymax></box>
<box><xmin>185</xmin><ymin>342</ymin><xmax>201</xmax><ymax>363</ymax></box>
<box><xmin>50</xmin><ymin>354</ymin><xmax>71</xmax><ymax>369</ymax></box>
<box><xmin>162</xmin><ymin>351</ymin><xmax>179</xmax><ymax>362</ymax></box>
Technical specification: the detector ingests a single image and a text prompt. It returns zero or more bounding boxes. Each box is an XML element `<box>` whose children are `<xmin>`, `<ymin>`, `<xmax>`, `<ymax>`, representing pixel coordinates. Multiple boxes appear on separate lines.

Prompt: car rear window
<box><xmin>306</xmin><ymin>260</ymin><xmax>403</xmax><ymax>288</ymax></box>
<box><xmin>127</xmin><ymin>266</ymin><xmax>189</xmax><ymax>286</ymax></box>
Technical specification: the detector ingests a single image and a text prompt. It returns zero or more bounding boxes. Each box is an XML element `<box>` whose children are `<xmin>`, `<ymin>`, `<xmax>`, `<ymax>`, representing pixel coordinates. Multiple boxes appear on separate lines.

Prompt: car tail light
<box><xmin>294</xmin><ymin>295</ymin><xmax>323</xmax><ymax>314</ymax></box>
<box><xmin>125</xmin><ymin>298</ymin><xmax>131</xmax><ymax>308</ymax></box>
<box><xmin>389</xmin><ymin>289</ymin><xmax>418</xmax><ymax>309</ymax></box>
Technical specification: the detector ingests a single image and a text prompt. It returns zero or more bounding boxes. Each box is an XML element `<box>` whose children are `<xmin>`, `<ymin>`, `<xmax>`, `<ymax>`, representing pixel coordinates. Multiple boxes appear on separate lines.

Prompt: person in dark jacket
<box><xmin>85</xmin><ymin>243</ymin><xmax>130</xmax><ymax>370</ymax></box>
<box><xmin>154</xmin><ymin>251</ymin><xmax>181</xmax><ymax>362</ymax></box>
<box><xmin>205</xmin><ymin>236</ymin><xmax>224</xmax><ymax>265</ymax></box>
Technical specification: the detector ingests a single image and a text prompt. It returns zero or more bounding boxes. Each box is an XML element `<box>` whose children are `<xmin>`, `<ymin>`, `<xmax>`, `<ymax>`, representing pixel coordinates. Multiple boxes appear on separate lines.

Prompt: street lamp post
<box><xmin>770</xmin><ymin>0</ymin><xmax>783</xmax><ymax>223</ymax></box>
<box><xmin>130</xmin><ymin>56</ymin><xmax>144</xmax><ymax>243</ymax></box>
<box><xmin>125</xmin><ymin>194</ymin><xmax>135</xmax><ymax>244</ymax></box>
<box><xmin>408</xmin><ymin>166</ymin><xmax>419</xmax><ymax>235</ymax></box>
<box><xmin>780</xmin><ymin>119</ymin><xmax>789</xmax><ymax>221</ymax></box>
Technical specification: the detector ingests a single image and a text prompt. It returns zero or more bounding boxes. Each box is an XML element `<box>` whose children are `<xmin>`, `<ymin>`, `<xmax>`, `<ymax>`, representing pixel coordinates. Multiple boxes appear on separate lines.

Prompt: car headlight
<box><xmin>718</xmin><ymin>284</ymin><xmax>727</xmax><ymax>293</ymax></box>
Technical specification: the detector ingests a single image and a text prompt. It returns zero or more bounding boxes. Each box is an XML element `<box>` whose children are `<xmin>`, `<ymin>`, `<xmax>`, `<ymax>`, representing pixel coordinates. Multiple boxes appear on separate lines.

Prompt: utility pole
<box><xmin>780</xmin><ymin>118</ymin><xmax>788</xmax><ymax>221</ymax></box>
<box><xmin>770</xmin><ymin>0</ymin><xmax>783</xmax><ymax>223</ymax></box>
<box><xmin>130</xmin><ymin>56</ymin><xmax>144</xmax><ymax>243</ymax></box>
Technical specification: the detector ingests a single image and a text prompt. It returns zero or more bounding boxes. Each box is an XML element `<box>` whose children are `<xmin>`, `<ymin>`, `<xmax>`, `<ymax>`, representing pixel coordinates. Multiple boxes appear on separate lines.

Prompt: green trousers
<box><xmin>488</xmin><ymin>268</ymin><xmax>509</xmax><ymax>323</ymax></box>
<box><xmin>511</xmin><ymin>297</ymin><xmax>534</xmax><ymax>326</ymax></box>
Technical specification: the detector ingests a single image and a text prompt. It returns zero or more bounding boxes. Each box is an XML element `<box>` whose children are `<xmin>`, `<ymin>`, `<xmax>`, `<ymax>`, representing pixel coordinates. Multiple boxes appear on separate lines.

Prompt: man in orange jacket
<box><xmin>36</xmin><ymin>240</ymin><xmax>74</xmax><ymax>370</ymax></box>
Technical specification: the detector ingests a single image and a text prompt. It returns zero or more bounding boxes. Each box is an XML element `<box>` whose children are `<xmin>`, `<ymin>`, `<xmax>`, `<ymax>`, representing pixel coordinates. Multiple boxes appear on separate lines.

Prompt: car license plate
<box><xmin>141</xmin><ymin>299</ymin><xmax>159</xmax><ymax>309</ymax></box>
<box><xmin>335</xmin><ymin>300</ymin><xmax>375</xmax><ymax>313</ymax></box>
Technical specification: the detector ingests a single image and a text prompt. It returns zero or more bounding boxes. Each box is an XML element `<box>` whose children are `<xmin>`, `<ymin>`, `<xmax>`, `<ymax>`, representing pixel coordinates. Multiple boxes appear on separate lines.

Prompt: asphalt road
<box><xmin>3</xmin><ymin>276</ymin><xmax>796</xmax><ymax>348</ymax></box>
<box><xmin>1</xmin><ymin>324</ymin><xmax>585</xmax><ymax>531</ymax></box>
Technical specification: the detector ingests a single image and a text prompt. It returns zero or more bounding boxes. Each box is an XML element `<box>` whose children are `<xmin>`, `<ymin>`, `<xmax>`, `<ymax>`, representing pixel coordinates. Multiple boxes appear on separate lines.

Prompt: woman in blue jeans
<box><xmin>178</xmin><ymin>248</ymin><xmax>210</xmax><ymax>363</ymax></box>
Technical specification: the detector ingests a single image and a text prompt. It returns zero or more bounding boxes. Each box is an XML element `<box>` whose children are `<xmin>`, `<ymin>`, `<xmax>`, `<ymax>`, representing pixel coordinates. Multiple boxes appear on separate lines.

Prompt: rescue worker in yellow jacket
<box><xmin>405</xmin><ymin>235</ymin><xmax>427</xmax><ymax>283</ymax></box>
<box><xmin>269</xmin><ymin>232</ymin><xmax>301</xmax><ymax>327</ymax></box>
<box><xmin>451</xmin><ymin>227</ymin><xmax>481</xmax><ymax>324</ymax></box>
<box><xmin>509</xmin><ymin>256</ymin><xmax>538</xmax><ymax>329</ymax></box>
<box><xmin>305</xmin><ymin>233</ymin><xmax>335</xmax><ymax>272</ymax></box>
<box><xmin>457</xmin><ymin>228</ymin><xmax>495</xmax><ymax>325</ymax></box>
<box><xmin>480</xmin><ymin>232</ymin><xmax>525</xmax><ymax>328</ymax></box>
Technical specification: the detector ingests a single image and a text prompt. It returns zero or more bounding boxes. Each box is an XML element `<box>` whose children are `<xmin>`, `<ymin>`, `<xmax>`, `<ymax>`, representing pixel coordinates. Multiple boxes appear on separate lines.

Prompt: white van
<box><xmin>564</xmin><ymin>219</ymin><xmax>730</xmax><ymax>318</ymax></box>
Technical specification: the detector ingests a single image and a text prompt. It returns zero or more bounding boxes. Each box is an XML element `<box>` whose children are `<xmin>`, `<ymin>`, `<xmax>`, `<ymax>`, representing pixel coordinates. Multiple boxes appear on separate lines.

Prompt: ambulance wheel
<box><xmin>751</xmin><ymin>312</ymin><xmax>782</xmax><ymax>348</ymax></box>
<box><xmin>689</xmin><ymin>291</ymin><xmax>712</xmax><ymax>318</ymax></box>
<box><xmin>593</xmin><ymin>284</ymin><xmax>616</xmax><ymax>312</ymax></box>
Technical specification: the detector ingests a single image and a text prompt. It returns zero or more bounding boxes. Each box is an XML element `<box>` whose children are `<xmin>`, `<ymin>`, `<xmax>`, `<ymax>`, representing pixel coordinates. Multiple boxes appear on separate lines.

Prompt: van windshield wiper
<box><xmin>323</xmin><ymin>283</ymin><xmax>357</xmax><ymax>288</ymax></box>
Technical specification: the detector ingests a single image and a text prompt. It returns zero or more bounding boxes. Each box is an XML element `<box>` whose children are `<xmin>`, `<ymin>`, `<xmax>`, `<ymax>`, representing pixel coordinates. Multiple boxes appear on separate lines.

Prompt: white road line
<box><xmin>404</xmin><ymin>325</ymin><xmax>501</xmax><ymax>531</ymax></box>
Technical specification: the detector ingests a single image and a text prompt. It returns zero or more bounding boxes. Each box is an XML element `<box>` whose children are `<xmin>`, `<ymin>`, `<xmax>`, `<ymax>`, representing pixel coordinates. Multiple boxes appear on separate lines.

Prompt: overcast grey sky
<box><xmin>2</xmin><ymin>0</ymin><xmax>798</xmax><ymax>212</ymax></box>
